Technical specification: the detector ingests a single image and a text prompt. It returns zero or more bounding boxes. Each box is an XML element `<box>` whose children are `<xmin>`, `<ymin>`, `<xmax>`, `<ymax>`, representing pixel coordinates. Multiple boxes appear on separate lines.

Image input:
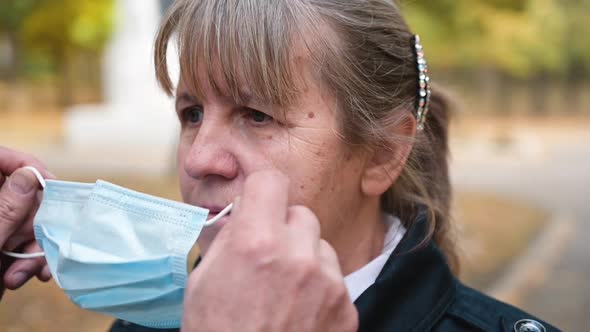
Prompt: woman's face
<box><xmin>175</xmin><ymin>56</ymin><xmax>370</xmax><ymax>254</ymax></box>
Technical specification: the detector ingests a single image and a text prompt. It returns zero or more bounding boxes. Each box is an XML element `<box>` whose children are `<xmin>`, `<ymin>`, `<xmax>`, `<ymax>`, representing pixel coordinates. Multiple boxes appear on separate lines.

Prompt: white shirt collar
<box><xmin>343</xmin><ymin>214</ymin><xmax>406</xmax><ymax>302</ymax></box>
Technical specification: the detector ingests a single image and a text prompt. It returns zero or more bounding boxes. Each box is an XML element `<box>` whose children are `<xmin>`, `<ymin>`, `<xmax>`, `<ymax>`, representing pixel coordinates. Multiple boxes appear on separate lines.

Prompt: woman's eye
<box><xmin>182</xmin><ymin>106</ymin><xmax>203</xmax><ymax>125</ymax></box>
<box><xmin>245</xmin><ymin>108</ymin><xmax>273</xmax><ymax>125</ymax></box>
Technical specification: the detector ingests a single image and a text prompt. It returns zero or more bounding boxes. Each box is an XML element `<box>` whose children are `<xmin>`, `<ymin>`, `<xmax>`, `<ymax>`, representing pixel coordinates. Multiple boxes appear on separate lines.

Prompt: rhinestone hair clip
<box><xmin>413</xmin><ymin>35</ymin><xmax>431</xmax><ymax>131</ymax></box>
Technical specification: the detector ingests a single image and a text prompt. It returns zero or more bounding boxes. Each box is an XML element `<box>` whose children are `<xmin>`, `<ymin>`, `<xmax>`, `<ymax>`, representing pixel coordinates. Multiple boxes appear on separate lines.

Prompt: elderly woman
<box><xmin>1</xmin><ymin>0</ymin><xmax>557</xmax><ymax>331</ymax></box>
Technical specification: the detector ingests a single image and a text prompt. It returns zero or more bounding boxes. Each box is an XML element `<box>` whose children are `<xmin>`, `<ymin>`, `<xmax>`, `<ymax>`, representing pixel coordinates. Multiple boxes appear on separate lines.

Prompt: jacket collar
<box><xmin>354</xmin><ymin>212</ymin><xmax>456</xmax><ymax>331</ymax></box>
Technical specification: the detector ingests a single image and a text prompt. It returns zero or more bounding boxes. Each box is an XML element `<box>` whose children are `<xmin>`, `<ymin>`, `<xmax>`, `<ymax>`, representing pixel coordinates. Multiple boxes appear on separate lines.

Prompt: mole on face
<box><xmin>307</xmin><ymin>112</ymin><xmax>315</xmax><ymax>119</ymax></box>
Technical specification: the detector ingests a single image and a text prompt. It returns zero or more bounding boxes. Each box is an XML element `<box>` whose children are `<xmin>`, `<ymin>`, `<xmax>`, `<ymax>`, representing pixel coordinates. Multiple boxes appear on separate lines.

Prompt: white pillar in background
<box><xmin>64</xmin><ymin>0</ymin><xmax>179</xmax><ymax>175</ymax></box>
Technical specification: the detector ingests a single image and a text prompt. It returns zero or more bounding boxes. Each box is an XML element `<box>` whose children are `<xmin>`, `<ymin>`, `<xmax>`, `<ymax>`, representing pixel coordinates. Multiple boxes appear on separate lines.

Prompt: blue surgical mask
<box><xmin>2</xmin><ymin>167</ymin><xmax>232</xmax><ymax>329</ymax></box>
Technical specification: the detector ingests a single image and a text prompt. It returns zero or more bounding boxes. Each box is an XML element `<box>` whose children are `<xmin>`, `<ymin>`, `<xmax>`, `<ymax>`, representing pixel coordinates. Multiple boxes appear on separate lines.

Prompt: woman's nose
<box><xmin>183</xmin><ymin>124</ymin><xmax>239</xmax><ymax>180</ymax></box>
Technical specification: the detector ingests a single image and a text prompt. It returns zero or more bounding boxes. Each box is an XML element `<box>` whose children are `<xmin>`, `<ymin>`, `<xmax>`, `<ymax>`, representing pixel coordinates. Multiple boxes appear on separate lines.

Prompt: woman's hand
<box><xmin>182</xmin><ymin>170</ymin><xmax>358</xmax><ymax>332</ymax></box>
<box><xmin>0</xmin><ymin>146</ymin><xmax>54</xmax><ymax>300</ymax></box>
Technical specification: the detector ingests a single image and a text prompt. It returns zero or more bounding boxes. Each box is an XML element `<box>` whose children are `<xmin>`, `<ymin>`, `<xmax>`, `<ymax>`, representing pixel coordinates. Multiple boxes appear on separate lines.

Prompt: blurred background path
<box><xmin>452</xmin><ymin>133</ymin><xmax>590</xmax><ymax>331</ymax></box>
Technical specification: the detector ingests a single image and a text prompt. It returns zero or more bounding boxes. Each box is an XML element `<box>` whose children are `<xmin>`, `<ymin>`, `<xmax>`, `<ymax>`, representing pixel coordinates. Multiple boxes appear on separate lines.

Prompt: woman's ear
<box><xmin>361</xmin><ymin>112</ymin><xmax>416</xmax><ymax>197</ymax></box>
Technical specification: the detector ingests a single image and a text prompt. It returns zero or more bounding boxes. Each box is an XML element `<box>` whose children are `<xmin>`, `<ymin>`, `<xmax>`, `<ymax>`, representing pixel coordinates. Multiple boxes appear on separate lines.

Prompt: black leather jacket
<box><xmin>110</xmin><ymin>214</ymin><xmax>559</xmax><ymax>332</ymax></box>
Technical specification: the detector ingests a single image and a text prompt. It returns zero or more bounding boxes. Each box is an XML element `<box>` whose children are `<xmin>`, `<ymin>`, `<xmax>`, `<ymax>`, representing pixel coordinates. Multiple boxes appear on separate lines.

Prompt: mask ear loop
<box><xmin>204</xmin><ymin>203</ymin><xmax>233</xmax><ymax>227</ymax></box>
<box><xmin>2</xmin><ymin>166</ymin><xmax>47</xmax><ymax>259</ymax></box>
<box><xmin>2</xmin><ymin>251</ymin><xmax>45</xmax><ymax>258</ymax></box>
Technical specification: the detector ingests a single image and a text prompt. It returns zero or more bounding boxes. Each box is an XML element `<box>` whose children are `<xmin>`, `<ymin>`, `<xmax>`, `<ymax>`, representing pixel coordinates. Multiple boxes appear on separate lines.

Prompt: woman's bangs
<box><xmin>160</xmin><ymin>0</ymin><xmax>315</xmax><ymax>106</ymax></box>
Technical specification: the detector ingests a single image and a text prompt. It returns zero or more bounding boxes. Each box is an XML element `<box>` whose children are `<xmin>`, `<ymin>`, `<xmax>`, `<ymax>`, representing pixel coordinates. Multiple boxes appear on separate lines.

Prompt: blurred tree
<box><xmin>562</xmin><ymin>0</ymin><xmax>590</xmax><ymax>80</ymax></box>
<box><xmin>1</xmin><ymin>0</ymin><xmax>587</xmax><ymax>110</ymax></box>
<box><xmin>401</xmin><ymin>0</ymin><xmax>569</xmax><ymax>78</ymax></box>
<box><xmin>20</xmin><ymin>0</ymin><xmax>114</xmax><ymax>105</ymax></box>
<box><xmin>0</xmin><ymin>0</ymin><xmax>39</xmax><ymax>81</ymax></box>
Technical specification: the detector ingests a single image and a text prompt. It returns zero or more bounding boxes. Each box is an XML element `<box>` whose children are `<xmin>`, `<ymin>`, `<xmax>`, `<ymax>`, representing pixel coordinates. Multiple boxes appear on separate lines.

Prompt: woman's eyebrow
<box><xmin>175</xmin><ymin>93</ymin><xmax>199</xmax><ymax>108</ymax></box>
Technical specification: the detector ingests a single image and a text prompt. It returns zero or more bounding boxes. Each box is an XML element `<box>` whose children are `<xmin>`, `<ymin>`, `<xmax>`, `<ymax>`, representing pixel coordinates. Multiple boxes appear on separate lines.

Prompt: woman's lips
<box><xmin>203</xmin><ymin>204</ymin><xmax>232</xmax><ymax>222</ymax></box>
<box><xmin>201</xmin><ymin>205</ymin><xmax>224</xmax><ymax>214</ymax></box>
<box><xmin>197</xmin><ymin>203</ymin><xmax>231</xmax><ymax>219</ymax></box>
<box><xmin>197</xmin><ymin>203</ymin><xmax>233</xmax><ymax>225</ymax></box>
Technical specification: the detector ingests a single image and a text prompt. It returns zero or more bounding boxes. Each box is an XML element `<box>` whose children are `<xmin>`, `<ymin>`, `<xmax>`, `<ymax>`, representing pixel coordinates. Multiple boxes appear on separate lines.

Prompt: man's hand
<box><xmin>182</xmin><ymin>170</ymin><xmax>358</xmax><ymax>332</ymax></box>
<box><xmin>0</xmin><ymin>147</ymin><xmax>54</xmax><ymax>300</ymax></box>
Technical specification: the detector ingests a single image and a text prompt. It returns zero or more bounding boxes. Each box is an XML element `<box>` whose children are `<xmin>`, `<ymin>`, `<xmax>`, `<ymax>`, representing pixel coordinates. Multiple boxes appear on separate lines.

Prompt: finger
<box><xmin>233</xmin><ymin>170</ymin><xmax>289</xmax><ymax>230</ymax></box>
<box><xmin>0</xmin><ymin>147</ymin><xmax>55</xmax><ymax>179</ymax></box>
<box><xmin>328</xmin><ymin>304</ymin><xmax>359</xmax><ymax>332</ymax></box>
<box><xmin>3</xmin><ymin>192</ymin><xmax>42</xmax><ymax>251</ymax></box>
<box><xmin>37</xmin><ymin>264</ymin><xmax>52</xmax><ymax>282</ymax></box>
<box><xmin>286</xmin><ymin>205</ymin><xmax>321</xmax><ymax>252</ymax></box>
<box><xmin>0</xmin><ymin>250</ymin><xmax>15</xmax><ymax>300</ymax></box>
<box><xmin>0</xmin><ymin>167</ymin><xmax>42</xmax><ymax>247</ymax></box>
<box><xmin>4</xmin><ymin>241</ymin><xmax>46</xmax><ymax>289</ymax></box>
<box><xmin>318</xmin><ymin>240</ymin><xmax>343</xmax><ymax>276</ymax></box>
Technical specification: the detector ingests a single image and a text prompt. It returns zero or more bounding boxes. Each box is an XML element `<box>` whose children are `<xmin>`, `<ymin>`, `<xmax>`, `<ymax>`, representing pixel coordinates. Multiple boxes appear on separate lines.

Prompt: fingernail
<box><xmin>9</xmin><ymin>172</ymin><xmax>35</xmax><ymax>195</ymax></box>
<box><xmin>11</xmin><ymin>272</ymin><xmax>28</xmax><ymax>288</ymax></box>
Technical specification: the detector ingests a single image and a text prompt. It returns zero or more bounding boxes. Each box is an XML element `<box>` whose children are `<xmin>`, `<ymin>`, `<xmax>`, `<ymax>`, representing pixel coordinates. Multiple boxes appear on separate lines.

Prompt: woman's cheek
<box><xmin>179</xmin><ymin>127</ymin><xmax>198</xmax><ymax>144</ymax></box>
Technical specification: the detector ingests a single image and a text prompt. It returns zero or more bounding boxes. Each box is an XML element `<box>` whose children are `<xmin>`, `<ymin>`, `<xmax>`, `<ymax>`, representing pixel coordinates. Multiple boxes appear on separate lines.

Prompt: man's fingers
<box><xmin>318</xmin><ymin>239</ymin><xmax>343</xmax><ymax>276</ymax></box>
<box><xmin>0</xmin><ymin>147</ymin><xmax>54</xmax><ymax>179</ymax></box>
<box><xmin>0</xmin><ymin>250</ymin><xmax>14</xmax><ymax>301</ymax></box>
<box><xmin>3</xmin><ymin>194</ymin><xmax>41</xmax><ymax>251</ymax></box>
<box><xmin>0</xmin><ymin>168</ymin><xmax>42</xmax><ymax>246</ymax></box>
<box><xmin>233</xmin><ymin>170</ymin><xmax>289</xmax><ymax>230</ymax></box>
<box><xmin>3</xmin><ymin>241</ymin><xmax>46</xmax><ymax>289</ymax></box>
<box><xmin>37</xmin><ymin>264</ymin><xmax>52</xmax><ymax>282</ymax></box>
<box><xmin>286</xmin><ymin>205</ymin><xmax>321</xmax><ymax>252</ymax></box>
